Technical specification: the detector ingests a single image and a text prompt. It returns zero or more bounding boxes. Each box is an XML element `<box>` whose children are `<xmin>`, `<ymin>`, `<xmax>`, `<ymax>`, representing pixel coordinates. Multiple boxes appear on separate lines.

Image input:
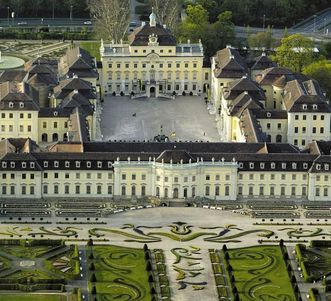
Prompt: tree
<box><xmin>248</xmin><ymin>26</ymin><xmax>274</xmax><ymax>50</ymax></box>
<box><xmin>150</xmin><ymin>0</ymin><xmax>181</xmax><ymax>32</ymax></box>
<box><xmin>274</xmin><ymin>34</ymin><xmax>315</xmax><ymax>72</ymax></box>
<box><xmin>87</xmin><ymin>0</ymin><xmax>130</xmax><ymax>42</ymax></box>
<box><xmin>178</xmin><ymin>5</ymin><xmax>235</xmax><ymax>58</ymax></box>
<box><xmin>303</xmin><ymin>60</ymin><xmax>331</xmax><ymax>98</ymax></box>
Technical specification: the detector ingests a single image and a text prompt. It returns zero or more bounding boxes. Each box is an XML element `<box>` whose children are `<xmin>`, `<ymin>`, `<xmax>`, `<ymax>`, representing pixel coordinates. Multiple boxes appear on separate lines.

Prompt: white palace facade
<box><xmin>0</xmin><ymin>138</ymin><xmax>330</xmax><ymax>202</ymax></box>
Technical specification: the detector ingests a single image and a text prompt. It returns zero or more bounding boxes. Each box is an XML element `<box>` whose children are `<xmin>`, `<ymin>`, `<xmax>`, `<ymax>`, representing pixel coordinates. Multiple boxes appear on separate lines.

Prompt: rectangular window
<box><xmin>97</xmin><ymin>185</ymin><xmax>102</xmax><ymax>194</ymax></box>
<box><xmin>281</xmin><ymin>187</ymin><xmax>285</xmax><ymax>196</ymax></box>
<box><xmin>270</xmin><ymin>186</ymin><xmax>275</xmax><ymax>196</ymax></box>
<box><xmin>141</xmin><ymin>186</ymin><xmax>146</xmax><ymax>196</ymax></box>
<box><xmin>54</xmin><ymin>185</ymin><xmax>59</xmax><ymax>194</ymax></box>
<box><xmin>10</xmin><ymin>186</ymin><xmax>15</xmax><ymax>195</ymax></box>
<box><xmin>75</xmin><ymin>185</ymin><xmax>80</xmax><ymax>194</ymax></box>
<box><xmin>86</xmin><ymin>186</ymin><xmax>91</xmax><ymax>194</ymax></box>
<box><xmin>122</xmin><ymin>174</ymin><xmax>126</xmax><ymax>180</ymax></box>
<box><xmin>108</xmin><ymin>186</ymin><xmax>113</xmax><ymax>195</ymax></box>
<box><xmin>22</xmin><ymin>186</ymin><xmax>26</xmax><ymax>195</ymax></box>
<box><xmin>65</xmin><ymin>185</ymin><xmax>70</xmax><ymax>194</ymax></box>
<box><xmin>43</xmin><ymin>185</ymin><xmax>48</xmax><ymax>194</ymax></box>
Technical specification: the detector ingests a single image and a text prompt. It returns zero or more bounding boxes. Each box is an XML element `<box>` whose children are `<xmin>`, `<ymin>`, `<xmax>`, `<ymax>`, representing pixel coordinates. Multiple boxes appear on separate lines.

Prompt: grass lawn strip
<box><xmin>91</xmin><ymin>245</ymin><xmax>151</xmax><ymax>301</ymax></box>
<box><xmin>0</xmin><ymin>294</ymin><xmax>67</xmax><ymax>301</ymax></box>
<box><xmin>228</xmin><ymin>246</ymin><xmax>296</xmax><ymax>301</ymax></box>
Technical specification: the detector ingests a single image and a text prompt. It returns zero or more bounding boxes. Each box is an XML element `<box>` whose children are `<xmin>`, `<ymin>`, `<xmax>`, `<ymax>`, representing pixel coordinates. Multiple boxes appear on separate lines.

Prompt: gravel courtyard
<box><xmin>100</xmin><ymin>96</ymin><xmax>220</xmax><ymax>142</ymax></box>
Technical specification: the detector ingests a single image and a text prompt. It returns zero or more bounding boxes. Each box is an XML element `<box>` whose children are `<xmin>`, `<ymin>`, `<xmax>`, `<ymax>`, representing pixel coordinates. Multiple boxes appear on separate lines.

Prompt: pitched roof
<box><xmin>256</xmin><ymin>67</ymin><xmax>295</xmax><ymax>86</ymax></box>
<box><xmin>223</xmin><ymin>77</ymin><xmax>266</xmax><ymax>101</ymax></box>
<box><xmin>283</xmin><ymin>79</ymin><xmax>331</xmax><ymax>113</ymax></box>
<box><xmin>156</xmin><ymin>150</ymin><xmax>194</xmax><ymax>163</ymax></box>
<box><xmin>240</xmin><ymin>109</ymin><xmax>266</xmax><ymax>143</ymax></box>
<box><xmin>251</xmin><ymin>53</ymin><xmax>277</xmax><ymax>71</ymax></box>
<box><xmin>129</xmin><ymin>23</ymin><xmax>176</xmax><ymax>46</ymax></box>
<box><xmin>0</xmin><ymin>70</ymin><xmax>27</xmax><ymax>83</ymax></box>
<box><xmin>213</xmin><ymin>47</ymin><xmax>248</xmax><ymax>79</ymax></box>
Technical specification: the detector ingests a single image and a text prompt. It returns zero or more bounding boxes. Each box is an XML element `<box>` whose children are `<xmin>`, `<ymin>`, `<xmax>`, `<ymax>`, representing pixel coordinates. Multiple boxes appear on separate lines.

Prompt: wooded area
<box><xmin>0</xmin><ymin>0</ymin><xmax>89</xmax><ymax>18</ymax></box>
<box><xmin>191</xmin><ymin>0</ymin><xmax>330</xmax><ymax>27</ymax></box>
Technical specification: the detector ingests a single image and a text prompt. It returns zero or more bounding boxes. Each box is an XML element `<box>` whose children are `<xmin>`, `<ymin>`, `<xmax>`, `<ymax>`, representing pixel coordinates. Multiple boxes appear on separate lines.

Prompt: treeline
<box><xmin>0</xmin><ymin>0</ymin><xmax>89</xmax><ymax>18</ymax></box>
<box><xmin>191</xmin><ymin>0</ymin><xmax>330</xmax><ymax>27</ymax></box>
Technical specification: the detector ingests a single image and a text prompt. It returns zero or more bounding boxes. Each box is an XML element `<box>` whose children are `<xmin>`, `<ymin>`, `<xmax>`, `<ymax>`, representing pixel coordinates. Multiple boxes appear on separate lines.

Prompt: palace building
<box><xmin>0</xmin><ymin>138</ymin><xmax>330</xmax><ymax>202</ymax></box>
<box><xmin>100</xmin><ymin>11</ymin><xmax>209</xmax><ymax>98</ymax></box>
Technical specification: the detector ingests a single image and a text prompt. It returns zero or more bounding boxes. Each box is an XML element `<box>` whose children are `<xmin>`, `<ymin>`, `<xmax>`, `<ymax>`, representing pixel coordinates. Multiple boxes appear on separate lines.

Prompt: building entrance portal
<box><xmin>150</xmin><ymin>86</ymin><xmax>156</xmax><ymax>97</ymax></box>
<box><xmin>173</xmin><ymin>187</ymin><xmax>179</xmax><ymax>198</ymax></box>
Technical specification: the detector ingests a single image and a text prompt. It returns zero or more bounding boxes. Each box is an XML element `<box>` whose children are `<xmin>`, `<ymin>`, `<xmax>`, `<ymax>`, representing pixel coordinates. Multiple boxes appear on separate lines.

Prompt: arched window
<box><xmin>141</xmin><ymin>186</ymin><xmax>146</xmax><ymax>196</ymax></box>
<box><xmin>63</xmin><ymin>133</ymin><xmax>68</xmax><ymax>141</ymax></box>
<box><xmin>183</xmin><ymin>188</ymin><xmax>187</xmax><ymax>198</ymax></box>
<box><xmin>121</xmin><ymin>186</ymin><xmax>126</xmax><ymax>196</ymax></box>
<box><xmin>41</xmin><ymin>133</ymin><xmax>48</xmax><ymax>142</ymax></box>
<box><xmin>52</xmin><ymin>133</ymin><xmax>58</xmax><ymax>142</ymax></box>
<box><xmin>164</xmin><ymin>188</ymin><xmax>168</xmax><ymax>198</ymax></box>
<box><xmin>192</xmin><ymin>187</ymin><xmax>196</xmax><ymax>197</ymax></box>
<box><xmin>131</xmin><ymin>186</ymin><xmax>136</xmax><ymax>196</ymax></box>
<box><xmin>205</xmin><ymin>186</ymin><xmax>210</xmax><ymax>196</ymax></box>
<box><xmin>276</xmin><ymin>135</ymin><xmax>282</xmax><ymax>143</ymax></box>
<box><xmin>215</xmin><ymin>186</ymin><xmax>220</xmax><ymax>196</ymax></box>
<box><xmin>156</xmin><ymin>187</ymin><xmax>160</xmax><ymax>197</ymax></box>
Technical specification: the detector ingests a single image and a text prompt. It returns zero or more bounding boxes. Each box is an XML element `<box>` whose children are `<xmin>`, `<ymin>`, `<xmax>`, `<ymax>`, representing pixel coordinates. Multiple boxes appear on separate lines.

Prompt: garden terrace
<box><xmin>55</xmin><ymin>210</ymin><xmax>102</xmax><ymax>217</ymax></box>
<box><xmin>1</xmin><ymin>203</ymin><xmax>51</xmax><ymax>209</ymax></box>
<box><xmin>247</xmin><ymin>200</ymin><xmax>297</xmax><ymax>210</ymax></box>
<box><xmin>305</xmin><ymin>211</ymin><xmax>331</xmax><ymax>218</ymax></box>
<box><xmin>56</xmin><ymin>202</ymin><xmax>107</xmax><ymax>209</ymax></box>
<box><xmin>227</xmin><ymin>245</ymin><xmax>296</xmax><ymax>301</ymax></box>
<box><xmin>1</xmin><ymin>210</ymin><xmax>51</xmax><ymax>217</ymax></box>
<box><xmin>252</xmin><ymin>211</ymin><xmax>300</xmax><ymax>219</ymax></box>
<box><xmin>302</xmin><ymin>201</ymin><xmax>331</xmax><ymax>210</ymax></box>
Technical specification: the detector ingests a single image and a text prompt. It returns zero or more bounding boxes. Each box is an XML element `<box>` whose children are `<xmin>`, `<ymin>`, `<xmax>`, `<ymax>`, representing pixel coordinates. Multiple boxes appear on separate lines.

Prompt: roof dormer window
<box><xmin>292</xmin><ymin>163</ymin><xmax>297</xmax><ymax>169</ymax></box>
<box><xmin>316</xmin><ymin>164</ymin><xmax>321</xmax><ymax>170</ymax></box>
<box><xmin>97</xmin><ymin>161</ymin><xmax>102</xmax><ymax>168</ymax></box>
<box><xmin>10</xmin><ymin>162</ymin><xmax>15</xmax><ymax>168</ymax></box>
<box><xmin>9</xmin><ymin>102</ymin><xmax>14</xmax><ymax>108</ymax></box>
<box><xmin>22</xmin><ymin>162</ymin><xmax>26</xmax><ymax>168</ymax></box>
<box><xmin>65</xmin><ymin>161</ymin><xmax>70</xmax><ymax>168</ymax></box>
<box><xmin>54</xmin><ymin>161</ymin><xmax>59</xmax><ymax>168</ymax></box>
<box><xmin>87</xmin><ymin>161</ymin><xmax>91</xmax><ymax>168</ymax></box>
<box><xmin>30</xmin><ymin>162</ymin><xmax>35</xmax><ymax>168</ymax></box>
<box><xmin>76</xmin><ymin>161</ymin><xmax>81</xmax><ymax>168</ymax></box>
<box><xmin>19</xmin><ymin>102</ymin><xmax>24</xmax><ymax>108</ymax></box>
<box><xmin>267</xmin><ymin>112</ymin><xmax>271</xmax><ymax>118</ymax></box>
<box><xmin>302</xmin><ymin>104</ymin><xmax>307</xmax><ymax>110</ymax></box>
<box><xmin>313</xmin><ymin>104</ymin><xmax>317</xmax><ymax>110</ymax></box>
<box><xmin>260</xmin><ymin>163</ymin><xmax>265</xmax><ymax>169</ymax></box>
<box><xmin>53</xmin><ymin>111</ymin><xmax>58</xmax><ymax>116</ymax></box>
<box><xmin>303</xmin><ymin>163</ymin><xmax>308</xmax><ymax>169</ymax></box>
<box><xmin>325</xmin><ymin>164</ymin><xmax>329</xmax><ymax>171</ymax></box>
<box><xmin>282</xmin><ymin>163</ymin><xmax>287</xmax><ymax>169</ymax></box>
<box><xmin>238</xmin><ymin>162</ymin><xmax>243</xmax><ymax>168</ymax></box>
<box><xmin>44</xmin><ymin>161</ymin><xmax>48</xmax><ymax>168</ymax></box>
<box><xmin>271</xmin><ymin>162</ymin><xmax>275</xmax><ymax>169</ymax></box>
<box><xmin>2</xmin><ymin>162</ymin><xmax>7</xmax><ymax>168</ymax></box>
<box><xmin>108</xmin><ymin>162</ymin><xmax>113</xmax><ymax>168</ymax></box>
<box><xmin>249</xmin><ymin>162</ymin><xmax>254</xmax><ymax>169</ymax></box>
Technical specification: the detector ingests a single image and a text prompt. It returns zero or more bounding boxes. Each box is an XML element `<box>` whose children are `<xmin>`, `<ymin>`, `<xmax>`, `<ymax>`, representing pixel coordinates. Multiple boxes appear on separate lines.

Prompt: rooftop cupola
<box><xmin>149</xmin><ymin>8</ymin><xmax>156</xmax><ymax>27</ymax></box>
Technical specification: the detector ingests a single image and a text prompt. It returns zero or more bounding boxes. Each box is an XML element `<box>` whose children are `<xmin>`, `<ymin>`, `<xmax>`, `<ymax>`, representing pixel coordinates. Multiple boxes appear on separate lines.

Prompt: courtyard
<box><xmin>100</xmin><ymin>96</ymin><xmax>220</xmax><ymax>142</ymax></box>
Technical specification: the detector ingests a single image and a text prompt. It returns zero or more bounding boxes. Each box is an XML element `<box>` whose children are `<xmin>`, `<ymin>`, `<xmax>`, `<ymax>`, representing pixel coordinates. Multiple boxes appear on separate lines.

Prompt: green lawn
<box><xmin>0</xmin><ymin>294</ymin><xmax>67</xmax><ymax>301</ymax></box>
<box><xmin>79</xmin><ymin>41</ymin><xmax>101</xmax><ymax>61</ymax></box>
<box><xmin>228</xmin><ymin>246</ymin><xmax>296</xmax><ymax>301</ymax></box>
<box><xmin>90</xmin><ymin>245</ymin><xmax>151</xmax><ymax>301</ymax></box>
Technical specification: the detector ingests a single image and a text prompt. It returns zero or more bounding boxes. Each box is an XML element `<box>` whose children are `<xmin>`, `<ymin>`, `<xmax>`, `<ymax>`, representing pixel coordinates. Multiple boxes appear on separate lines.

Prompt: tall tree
<box><xmin>150</xmin><ymin>0</ymin><xmax>181</xmax><ymax>32</ymax></box>
<box><xmin>273</xmin><ymin>34</ymin><xmax>315</xmax><ymax>72</ymax></box>
<box><xmin>303</xmin><ymin>60</ymin><xmax>331</xmax><ymax>98</ymax></box>
<box><xmin>87</xmin><ymin>0</ymin><xmax>130</xmax><ymax>42</ymax></box>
